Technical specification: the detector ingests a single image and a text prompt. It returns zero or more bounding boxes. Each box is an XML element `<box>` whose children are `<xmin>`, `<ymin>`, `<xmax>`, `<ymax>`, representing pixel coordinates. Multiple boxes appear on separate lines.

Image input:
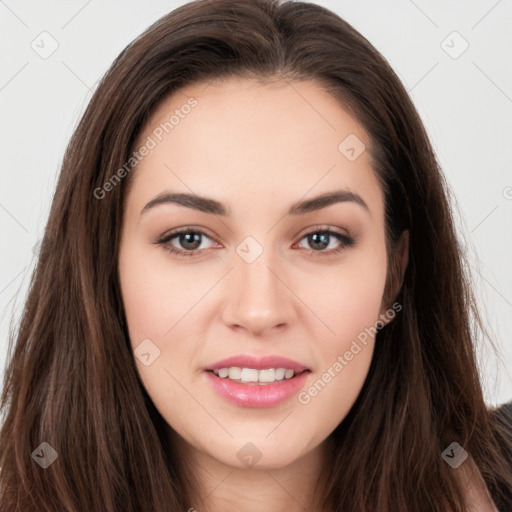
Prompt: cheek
<box><xmin>296</xmin><ymin>244</ymin><xmax>387</xmax><ymax>413</ymax></box>
<box><xmin>118</xmin><ymin>250</ymin><xmax>198</xmax><ymax>419</ymax></box>
<box><xmin>306</xmin><ymin>245</ymin><xmax>388</xmax><ymax>343</ymax></box>
<box><xmin>327</xmin><ymin>272</ymin><xmax>385</xmax><ymax>339</ymax></box>
<box><xmin>297</xmin><ymin>286</ymin><xmax>384</xmax><ymax>424</ymax></box>
<box><xmin>298</xmin><ymin>340</ymin><xmax>374</xmax><ymax>428</ymax></box>
<box><xmin>118</xmin><ymin>243</ymin><xmax>198</xmax><ymax>343</ymax></box>
<box><xmin>118</xmin><ymin>243</ymin><xmax>208</xmax><ymax>388</ymax></box>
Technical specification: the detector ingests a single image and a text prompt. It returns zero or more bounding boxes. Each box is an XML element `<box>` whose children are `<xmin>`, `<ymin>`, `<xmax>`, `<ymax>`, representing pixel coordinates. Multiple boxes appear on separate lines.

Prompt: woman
<box><xmin>1</xmin><ymin>0</ymin><xmax>511</xmax><ymax>510</ymax></box>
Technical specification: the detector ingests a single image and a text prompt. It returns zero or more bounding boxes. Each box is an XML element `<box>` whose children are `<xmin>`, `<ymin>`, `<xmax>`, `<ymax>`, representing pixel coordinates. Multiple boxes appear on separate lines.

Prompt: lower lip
<box><xmin>204</xmin><ymin>370</ymin><xmax>310</xmax><ymax>408</ymax></box>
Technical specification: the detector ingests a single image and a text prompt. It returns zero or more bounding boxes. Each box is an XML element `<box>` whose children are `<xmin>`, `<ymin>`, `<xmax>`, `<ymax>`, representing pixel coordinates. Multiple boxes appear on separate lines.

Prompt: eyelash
<box><xmin>154</xmin><ymin>225</ymin><xmax>355</xmax><ymax>259</ymax></box>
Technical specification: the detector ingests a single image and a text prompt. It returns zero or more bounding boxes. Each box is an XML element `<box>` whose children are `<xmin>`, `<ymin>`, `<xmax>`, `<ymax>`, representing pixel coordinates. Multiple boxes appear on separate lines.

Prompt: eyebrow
<box><xmin>140</xmin><ymin>189</ymin><xmax>370</xmax><ymax>217</ymax></box>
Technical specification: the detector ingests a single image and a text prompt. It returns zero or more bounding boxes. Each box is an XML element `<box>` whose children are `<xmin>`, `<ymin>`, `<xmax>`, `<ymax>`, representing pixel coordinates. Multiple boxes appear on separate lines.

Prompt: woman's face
<box><xmin>118</xmin><ymin>77</ymin><xmax>391</xmax><ymax>470</ymax></box>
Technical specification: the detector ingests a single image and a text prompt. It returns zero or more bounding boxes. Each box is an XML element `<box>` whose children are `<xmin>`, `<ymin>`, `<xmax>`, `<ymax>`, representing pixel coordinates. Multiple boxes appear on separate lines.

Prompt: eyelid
<box><xmin>294</xmin><ymin>225</ymin><xmax>355</xmax><ymax>255</ymax></box>
<box><xmin>155</xmin><ymin>224</ymin><xmax>355</xmax><ymax>257</ymax></box>
<box><xmin>155</xmin><ymin>225</ymin><xmax>220</xmax><ymax>251</ymax></box>
<box><xmin>294</xmin><ymin>224</ymin><xmax>351</xmax><ymax>240</ymax></box>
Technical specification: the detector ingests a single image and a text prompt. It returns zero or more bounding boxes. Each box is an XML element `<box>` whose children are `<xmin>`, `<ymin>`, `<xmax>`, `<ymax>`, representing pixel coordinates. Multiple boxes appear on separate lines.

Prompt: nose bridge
<box><xmin>222</xmin><ymin>235</ymin><xmax>292</xmax><ymax>333</ymax></box>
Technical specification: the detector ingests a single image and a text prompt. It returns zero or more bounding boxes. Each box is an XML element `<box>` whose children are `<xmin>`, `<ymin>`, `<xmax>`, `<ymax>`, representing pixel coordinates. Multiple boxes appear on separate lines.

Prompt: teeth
<box><xmin>212</xmin><ymin>367</ymin><xmax>298</xmax><ymax>383</ymax></box>
<box><xmin>228</xmin><ymin>367</ymin><xmax>241</xmax><ymax>380</ymax></box>
<box><xmin>240</xmin><ymin>368</ymin><xmax>259</xmax><ymax>382</ymax></box>
<box><xmin>258</xmin><ymin>369</ymin><xmax>275</xmax><ymax>383</ymax></box>
<box><xmin>284</xmin><ymin>369</ymin><xmax>294</xmax><ymax>379</ymax></box>
<box><xmin>218</xmin><ymin>368</ymin><xmax>229</xmax><ymax>378</ymax></box>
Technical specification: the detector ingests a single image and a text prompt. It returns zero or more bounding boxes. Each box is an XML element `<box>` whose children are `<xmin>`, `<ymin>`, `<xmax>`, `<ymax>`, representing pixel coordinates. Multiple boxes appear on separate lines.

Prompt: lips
<box><xmin>204</xmin><ymin>368</ymin><xmax>310</xmax><ymax>407</ymax></box>
<box><xmin>204</xmin><ymin>354</ymin><xmax>310</xmax><ymax>373</ymax></box>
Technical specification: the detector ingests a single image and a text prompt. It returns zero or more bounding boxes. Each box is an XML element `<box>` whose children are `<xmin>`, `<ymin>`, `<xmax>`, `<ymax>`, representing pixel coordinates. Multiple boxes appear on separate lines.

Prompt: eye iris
<box><xmin>308</xmin><ymin>232</ymin><xmax>329</xmax><ymax>250</ymax></box>
<box><xmin>180</xmin><ymin>232</ymin><xmax>201</xmax><ymax>250</ymax></box>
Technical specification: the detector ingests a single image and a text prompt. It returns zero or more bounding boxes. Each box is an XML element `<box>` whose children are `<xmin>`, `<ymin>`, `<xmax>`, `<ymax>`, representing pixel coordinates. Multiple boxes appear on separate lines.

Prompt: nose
<box><xmin>221</xmin><ymin>247</ymin><xmax>295</xmax><ymax>336</ymax></box>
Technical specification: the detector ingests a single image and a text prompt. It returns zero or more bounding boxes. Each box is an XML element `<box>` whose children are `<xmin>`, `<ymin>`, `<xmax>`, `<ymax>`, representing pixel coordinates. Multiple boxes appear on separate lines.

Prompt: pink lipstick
<box><xmin>203</xmin><ymin>354</ymin><xmax>311</xmax><ymax>408</ymax></box>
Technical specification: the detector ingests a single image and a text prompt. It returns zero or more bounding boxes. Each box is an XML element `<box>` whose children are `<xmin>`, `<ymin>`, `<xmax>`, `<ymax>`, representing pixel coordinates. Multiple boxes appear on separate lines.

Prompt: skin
<box><xmin>117</xmin><ymin>77</ymin><xmax>495</xmax><ymax>511</ymax></box>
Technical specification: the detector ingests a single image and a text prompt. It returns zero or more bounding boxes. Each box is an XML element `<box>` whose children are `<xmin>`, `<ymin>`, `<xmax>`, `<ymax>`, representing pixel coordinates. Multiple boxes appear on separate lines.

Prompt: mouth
<box><xmin>204</xmin><ymin>368</ymin><xmax>311</xmax><ymax>407</ymax></box>
<box><xmin>202</xmin><ymin>354</ymin><xmax>312</xmax><ymax>407</ymax></box>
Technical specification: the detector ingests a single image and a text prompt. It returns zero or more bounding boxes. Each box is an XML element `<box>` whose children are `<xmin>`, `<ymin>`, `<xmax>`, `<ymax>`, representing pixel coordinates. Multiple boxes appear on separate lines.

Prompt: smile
<box><xmin>204</xmin><ymin>369</ymin><xmax>311</xmax><ymax>407</ymax></box>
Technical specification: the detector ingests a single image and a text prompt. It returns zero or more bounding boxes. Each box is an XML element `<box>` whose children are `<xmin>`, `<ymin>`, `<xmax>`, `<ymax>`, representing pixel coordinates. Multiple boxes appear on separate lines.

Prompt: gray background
<box><xmin>1</xmin><ymin>0</ymin><xmax>511</xmax><ymax>406</ymax></box>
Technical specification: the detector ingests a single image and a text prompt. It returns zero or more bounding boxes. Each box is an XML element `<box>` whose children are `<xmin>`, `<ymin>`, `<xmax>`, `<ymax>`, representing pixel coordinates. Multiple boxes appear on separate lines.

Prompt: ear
<box><xmin>378</xmin><ymin>230</ymin><xmax>409</xmax><ymax>326</ymax></box>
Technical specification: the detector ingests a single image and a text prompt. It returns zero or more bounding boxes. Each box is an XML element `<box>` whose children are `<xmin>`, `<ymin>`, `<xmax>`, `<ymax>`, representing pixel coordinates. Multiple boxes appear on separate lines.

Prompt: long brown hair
<box><xmin>1</xmin><ymin>0</ymin><xmax>511</xmax><ymax>510</ymax></box>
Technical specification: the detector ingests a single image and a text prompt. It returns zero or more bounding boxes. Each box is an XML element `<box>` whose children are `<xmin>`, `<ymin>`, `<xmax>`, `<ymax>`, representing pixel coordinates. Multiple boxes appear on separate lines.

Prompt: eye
<box><xmin>155</xmin><ymin>225</ymin><xmax>355</xmax><ymax>258</ymax></box>
<box><xmin>155</xmin><ymin>227</ymin><xmax>219</xmax><ymax>258</ymax></box>
<box><xmin>295</xmin><ymin>227</ymin><xmax>355</xmax><ymax>257</ymax></box>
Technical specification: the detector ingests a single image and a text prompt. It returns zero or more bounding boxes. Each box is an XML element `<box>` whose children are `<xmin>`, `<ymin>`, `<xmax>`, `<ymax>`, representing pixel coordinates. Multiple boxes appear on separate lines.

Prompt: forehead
<box><xmin>126</xmin><ymin>76</ymin><xmax>383</xmax><ymax>219</ymax></box>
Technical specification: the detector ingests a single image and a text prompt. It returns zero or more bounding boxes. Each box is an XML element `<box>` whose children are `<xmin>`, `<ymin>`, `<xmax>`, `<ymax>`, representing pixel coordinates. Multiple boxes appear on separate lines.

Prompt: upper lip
<box><xmin>204</xmin><ymin>355</ymin><xmax>310</xmax><ymax>372</ymax></box>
